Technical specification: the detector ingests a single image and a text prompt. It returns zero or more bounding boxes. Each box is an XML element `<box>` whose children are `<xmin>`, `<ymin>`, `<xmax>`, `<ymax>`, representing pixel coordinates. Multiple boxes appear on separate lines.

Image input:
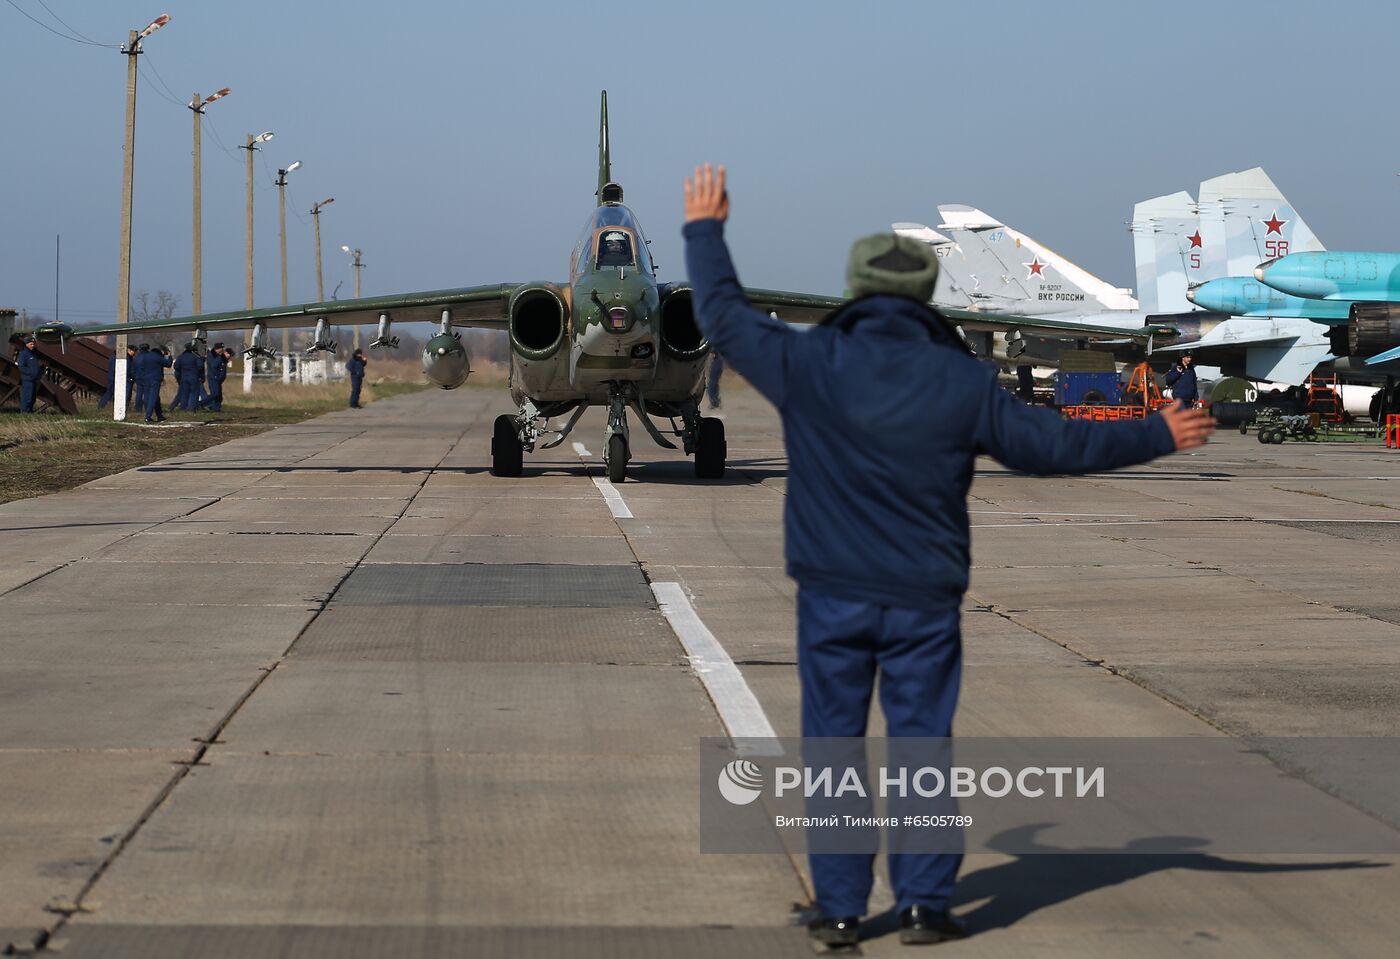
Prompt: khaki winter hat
<box><xmin>845</xmin><ymin>233</ymin><xmax>940</xmax><ymax>303</ymax></box>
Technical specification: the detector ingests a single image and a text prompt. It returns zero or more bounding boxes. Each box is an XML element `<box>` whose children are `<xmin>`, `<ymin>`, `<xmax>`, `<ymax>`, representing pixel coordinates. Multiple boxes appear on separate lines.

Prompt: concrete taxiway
<box><xmin>2</xmin><ymin>385</ymin><xmax>1399</xmax><ymax>957</ymax></box>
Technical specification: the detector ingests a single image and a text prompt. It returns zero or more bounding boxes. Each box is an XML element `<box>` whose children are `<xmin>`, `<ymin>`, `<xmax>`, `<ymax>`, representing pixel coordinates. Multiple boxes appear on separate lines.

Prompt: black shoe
<box><xmin>807</xmin><ymin>915</ymin><xmax>860</xmax><ymax>949</ymax></box>
<box><xmin>899</xmin><ymin>905</ymin><xmax>966</xmax><ymax>945</ymax></box>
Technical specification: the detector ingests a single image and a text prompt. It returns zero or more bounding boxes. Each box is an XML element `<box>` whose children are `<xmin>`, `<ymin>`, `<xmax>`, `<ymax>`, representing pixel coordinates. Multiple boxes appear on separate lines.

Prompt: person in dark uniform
<box><xmin>706</xmin><ymin>350</ymin><xmax>724</xmax><ymax>410</ymax></box>
<box><xmin>139</xmin><ymin>344</ymin><xmax>166</xmax><ymax>423</ymax></box>
<box><xmin>122</xmin><ymin>344</ymin><xmax>138</xmax><ymax>409</ymax></box>
<box><xmin>132</xmin><ymin>344</ymin><xmax>151</xmax><ymax>414</ymax></box>
<box><xmin>97</xmin><ymin>347</ymin><xmax>117</xmax><ymax>409</ymax></box>
<box><xmin>681</xmin><ymin>165</ymin><xmax>1216</xmax><ymax>949</ymax></box>
<box><xmin>205</xmin><ymin>344</ymin><xmax>228</xmax><ymax>413</ymax></box>
<box><xmin>346</xmin><ymin>348</ymin><xmax>367</xmax><ymax>408</ymax></box>
<box><xmin>173</xmin><ymin>344</ymin><xmax>202</xmax><ymax>412</ymax></box>
<box><xmin>1164</xmin><ymin>352</ymin><xmax>1199</xmax><ymax>405</ymax></box>
<box><xmin>16</xmin><ymin>335</ymin><xmax>43</xmax><ymax>413</ymax></box>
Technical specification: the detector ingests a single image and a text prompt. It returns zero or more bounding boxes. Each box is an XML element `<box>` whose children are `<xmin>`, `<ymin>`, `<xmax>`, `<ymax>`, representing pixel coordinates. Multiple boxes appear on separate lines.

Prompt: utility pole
<box><xmin>239</xmin><ymin>130</ymin><xmax>273</xmax><ymax>393</ymax></box>
<box><xmin>275</xmin><ymin>161</ymin><xmax>301</xmax><ymax>382</ymax></box>
<box><xmin>311</xmin><ymin>198</ymin><xmax>334</xmax><ymax>301</ymax></box>
<box><xmin>113</xmin><ymin>29</ymin><xmax>140</xmax><ymax>422</ymax></box>
<box><xmin>189</xmin><ymin>87</ymin><xmax>230</xmax><ymax>316</ymax></box>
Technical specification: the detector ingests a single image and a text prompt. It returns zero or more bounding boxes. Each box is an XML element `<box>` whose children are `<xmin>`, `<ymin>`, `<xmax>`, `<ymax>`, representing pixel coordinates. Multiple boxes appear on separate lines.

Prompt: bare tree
<box><xmin>131</xmin><ymin>290</ymin><xmax>180</xmax><ymax>323</ymax></box>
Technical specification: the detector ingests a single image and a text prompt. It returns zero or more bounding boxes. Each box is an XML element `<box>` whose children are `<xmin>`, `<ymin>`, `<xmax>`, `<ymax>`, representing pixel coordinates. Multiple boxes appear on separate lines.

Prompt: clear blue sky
<box><xmin>2</xmin><ymin>0</ymin><xmax>1394</xmax><ymax>325</ymax></box>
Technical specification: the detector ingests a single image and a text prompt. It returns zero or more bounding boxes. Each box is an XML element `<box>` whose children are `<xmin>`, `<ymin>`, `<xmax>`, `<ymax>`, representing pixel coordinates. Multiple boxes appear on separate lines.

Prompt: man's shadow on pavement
<box><xmin>860</xmin><ymin>824</ymin><xmax>1387</xmax><ymax>940</ymax></box>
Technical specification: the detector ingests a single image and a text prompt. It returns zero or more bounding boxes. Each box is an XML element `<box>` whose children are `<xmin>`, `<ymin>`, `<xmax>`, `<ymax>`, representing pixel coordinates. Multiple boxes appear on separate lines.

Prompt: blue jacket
<box><xmin>134</xmin><ymin>350</ymin><xmax>162</xmax><ymax>385</ymax></box>
<box><xmin>347</xmin><ymin>357</ymin><xmax>366</xmax><ymax>379</ymax></box>
<box><xmin>17</xmin><ymin>347</ymin><xmax>41</xmax><ymax>382</ymax></box>
<box><xmin>207</xmin><ymin>351</ymin><xmax>227</xmax><ymax>384</ymax></box>
<box><xmin>175</xmin><ymin>351</ymin><xmax>202</xmax><ymax>379</ymax></box>
<box><xmin>683</xmin><ymin>218</ymin><xmax>1176</xmax><ymax>611</ymax></box>
<box><xmin>1164</xmin><ymin>361</ymin><xmax>1199</xmax><ymax>401</ymax></box>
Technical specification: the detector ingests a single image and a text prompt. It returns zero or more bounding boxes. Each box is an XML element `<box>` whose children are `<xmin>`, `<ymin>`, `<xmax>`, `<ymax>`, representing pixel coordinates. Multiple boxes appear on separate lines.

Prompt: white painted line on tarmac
<box><xmin>573</xmin><ymin>442</ymin><xmax>633</xmax><ymax>518</ymax></box>
<box><xmin>652</xmin><ymin>582</ymin><xmax>781</xmax><ymax>756</ymax></box>
<box><xmin>970</xmin><ymin>510</ymin><xmax>1138</xmax><ymax>517</ymax></box>
<box><xmin>592</xmin><ymin>477</ymin><xmax>633</xmax><ymax>519</ymax></box>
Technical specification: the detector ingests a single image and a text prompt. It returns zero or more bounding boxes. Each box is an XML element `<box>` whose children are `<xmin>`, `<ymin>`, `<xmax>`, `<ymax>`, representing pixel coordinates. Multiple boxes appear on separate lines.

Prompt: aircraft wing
<box><xmin>943</xmin><ymin>308</ymin><xmax>1171</xmax><ymax>343</ymax></box>
<box><xmin>739</xmin><ymin>290</ymin><xmax>1170</xmax><ymax>343</ymax></box>
<box><xmin>741</xmin><ymin>288</ymin><xmax>845</xmax><ymax>324</ymax></box>
<box><xmin>32</xmin><ymin>284</ymin><xmax>521</xmax><ymax>341</ymax></box>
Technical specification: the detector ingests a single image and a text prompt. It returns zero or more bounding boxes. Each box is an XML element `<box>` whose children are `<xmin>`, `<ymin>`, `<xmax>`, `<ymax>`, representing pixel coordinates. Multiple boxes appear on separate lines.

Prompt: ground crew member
<box><xmin>123</xmin><ymin>345</ymin><xmax>138</xmax><ymax>409</ymax></box>
<box><xmin>707</xmin><ymin>350</ymin><xmax>724</xmax><ymax>410</ymax></box>
<box><xmin>1164</xmin><ymin>352</ymin><xmax>1199</xmax><ymax>405</ymax></box>
<box><xmin>173</xmin><ymin>344</ymin><xmax>201</xmax><ymax>411</ymax></box>
<box><xmin>97</xmin><ymin>348</ymin><xmax>117</xmax><ymax>409</ymax></box>
<box><xmin>205</xmin><ymin>343</ymin><xmax>228</xmax><ymax>413</ymax></box>
<box><xmin>132</xmin><ymin>344</ymin><xmax>151</xmax><ymax>414</ymax></box>
<box><xmin>682</xmin><ymin>165</ymin><xmax>1215</xmax><ymax>949</ymax></box>
<box><xmin>17</xmin><ymin>335</ymin><xmax>43</xmax><ymax>413</ymax></box>
<box><xmin>139</xmin><ymin>344</ymin><xmax>165</xmax><ymax>423</ymax></box>
<box><xmin>346</xmin><ymin>348</ymin><xmax>367</xmax><ymax>408</ymax></box>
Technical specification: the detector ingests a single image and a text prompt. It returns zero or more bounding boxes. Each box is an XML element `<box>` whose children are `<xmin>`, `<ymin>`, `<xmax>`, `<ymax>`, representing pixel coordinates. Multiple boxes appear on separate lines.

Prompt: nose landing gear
<box><xmin>604</xmin><ymin>385</ymin><xmax>631</xmax><ymax>483</ymax></box>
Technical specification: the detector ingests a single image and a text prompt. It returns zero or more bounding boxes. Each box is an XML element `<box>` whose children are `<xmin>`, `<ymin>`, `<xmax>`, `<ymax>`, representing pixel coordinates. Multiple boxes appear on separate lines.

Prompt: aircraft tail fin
<box><xmin>1198</xmin><ymin>167</ymin><xmax>1324</xmax><ymax>276</ymax></box>
<box><xmin>596</xmin><ymin>90</ymin><xmax>612</xmax><ymax>205</ymax></box>
<box><xmin>1131</xmin><ymin>191</ymin><xmax>1200</xmax><ymax>314</ymax></box>
<box><xmin>937</xmin><ymin>204</ymin><xmax>1138</xmax><ymax>314</ymax></box>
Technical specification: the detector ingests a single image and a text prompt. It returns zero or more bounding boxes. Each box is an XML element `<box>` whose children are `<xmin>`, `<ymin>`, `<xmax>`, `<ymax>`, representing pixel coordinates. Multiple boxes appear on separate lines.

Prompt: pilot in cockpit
<box><xmin>598</xmin><ymin>231</ymin><xmax>633</xmax><ymax>267</ymax></box>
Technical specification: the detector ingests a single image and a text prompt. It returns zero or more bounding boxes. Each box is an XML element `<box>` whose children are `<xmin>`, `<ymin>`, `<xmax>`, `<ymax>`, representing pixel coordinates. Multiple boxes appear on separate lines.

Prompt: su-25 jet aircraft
<box><xmin>35</xmin><ymin>92</ymin><xmax>1166</xmax><ymax>481</ymax></box>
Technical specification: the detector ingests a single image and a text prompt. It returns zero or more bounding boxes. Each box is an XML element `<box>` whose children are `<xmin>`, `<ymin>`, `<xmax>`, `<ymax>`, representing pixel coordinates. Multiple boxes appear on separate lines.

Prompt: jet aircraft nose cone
<box><xmin>1253</xmin><ymin>267</ymin><xmax>1265</xmax><ymax>282</ymax></box>
<box><xmin>1185</xmin><ymin>287</ymin><xmax>1196</xmax><ymax>304</ymax></box>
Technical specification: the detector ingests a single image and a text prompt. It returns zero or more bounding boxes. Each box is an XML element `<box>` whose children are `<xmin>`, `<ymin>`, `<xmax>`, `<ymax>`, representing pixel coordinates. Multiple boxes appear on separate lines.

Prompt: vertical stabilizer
<box><xmin>893</xmin><ymin>222</ymin><xmax>972</xmax><ymax>308</ymax></box>
<box><xmin>1198</xmin><ymin>167</ymin><xmax>1324</xmax><ymax>277</ymax></box>
<box><xmin>937</xmin><ymin>204</ymin><xmax>1138</xmax><ymax>314</ymax></box>
<box><xmin>1131</xmin><ymin>191</ymin><xmax>1200</xmax><ymax>314</ymax></box>
<box><xmin>596</xmin><ymin>90</ymin><xmax>611</xmax><ymax>205</ymax></box>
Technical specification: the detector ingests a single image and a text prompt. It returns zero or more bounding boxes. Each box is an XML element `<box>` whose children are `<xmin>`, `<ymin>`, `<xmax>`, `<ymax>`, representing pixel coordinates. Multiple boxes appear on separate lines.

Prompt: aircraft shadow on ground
<box><xmin>856</xmin><ymin>825</ymin><xmax>1387</xmax><ymax>942</ymax></box>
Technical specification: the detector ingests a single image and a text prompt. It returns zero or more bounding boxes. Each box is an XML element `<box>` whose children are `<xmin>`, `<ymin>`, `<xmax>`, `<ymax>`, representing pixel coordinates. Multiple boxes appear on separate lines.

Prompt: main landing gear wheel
<box><xmin>694</xmin><ymin>416</ymin><xmax>727</xmax><ymax>479</ymax></box>
<box><xmin>606</xmin><ymin>433</ymin><xmax>628</xmax><ymax>483</ymax></box>
<box><xmin>491</xmin><ymin>414</ymin><xmax>523</xmax><ymax>477</ymax></box>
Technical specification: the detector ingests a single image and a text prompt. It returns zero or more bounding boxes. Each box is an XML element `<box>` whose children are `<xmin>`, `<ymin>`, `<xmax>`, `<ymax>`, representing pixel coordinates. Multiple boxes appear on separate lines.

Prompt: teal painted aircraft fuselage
<box><xmin>1187</xmin><ymin>276</ymin><xmax>1351</xmax><ymax>324</ymax></box>
<box><xmin>1256</xmin><ymin>251</ymin><xmax>1400</xmax><ymax>301</ymax></box>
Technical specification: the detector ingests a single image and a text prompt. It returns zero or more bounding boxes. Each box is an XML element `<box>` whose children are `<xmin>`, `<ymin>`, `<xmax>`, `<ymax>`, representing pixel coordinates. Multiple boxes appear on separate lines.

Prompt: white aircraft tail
<box><xmin>1131</xmin><ymin>191</ymin><xmax>1204</xmax><ymax>315</ymax></box>
<box><xmin>936</xmin><ymin>204</ymin><xmax>1138</xmax><ymax>314</ymax></box>
<box><xmin>1198</xmin><ymin>167</ymin><xmax>1325</xmax><ymax>277</ymax></box>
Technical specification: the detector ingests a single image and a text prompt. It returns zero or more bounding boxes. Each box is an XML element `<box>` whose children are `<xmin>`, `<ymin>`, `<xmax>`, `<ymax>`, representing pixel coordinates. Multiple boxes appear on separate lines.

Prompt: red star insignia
<box><xmin>1025</xmin><ymin>256</ymin><xmax>1046</xmax><ymax>279</ymax></box>
<box><xmin>1187</xmin><ymin>231</ymin><xmax>1203</xmax><ymax>249</ymax></box>
<box><xmin>1263</xmin><ymin>211</ymin><xmax>1287</xmax><ymax>235</ymax></box>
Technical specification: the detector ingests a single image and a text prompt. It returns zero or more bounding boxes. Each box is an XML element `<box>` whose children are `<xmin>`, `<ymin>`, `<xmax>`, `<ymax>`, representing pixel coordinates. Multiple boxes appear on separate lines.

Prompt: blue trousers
<box><xmin>142</xmin><ymin>381</ymin><xmax>163</xmax><ymax>420</ymax></box>
<box><xmin>19</xmin><ymin>379</ymin><xmax>37</xmax><ymax>412</ymax></box>
<box><xmin>798</xmin><ymin>589</ymin><xmax>963</xmax><ymax>918</ymax></box>
<box><xmin>175</xmin><ymin>375</ymin><xmax>200</xmax><ymax>411</ymax></box>
<box><xmin>349</xmin><ymin>376</ymin><xmax>363</xmax><ymax>407</ymax></box>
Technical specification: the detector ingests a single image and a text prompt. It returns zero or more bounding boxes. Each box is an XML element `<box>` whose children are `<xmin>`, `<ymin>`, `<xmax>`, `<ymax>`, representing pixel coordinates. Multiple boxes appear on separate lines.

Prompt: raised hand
<box><xmin>684</xmin><ymin>163</ymin><xmax>729</xmax><ymax>224</ymax></box>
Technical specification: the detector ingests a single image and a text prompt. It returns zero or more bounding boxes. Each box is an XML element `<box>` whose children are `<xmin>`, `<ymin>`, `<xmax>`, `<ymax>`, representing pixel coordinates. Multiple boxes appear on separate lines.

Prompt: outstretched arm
<box><xmin>682</xmin><ymin>164</ymin><xmax>794</xmax><ymax>407</ymax></box>
<box><xmin>977</xmin><ymin>380</ymin><xmax>1214</xmax><ymax>474</ymax></box>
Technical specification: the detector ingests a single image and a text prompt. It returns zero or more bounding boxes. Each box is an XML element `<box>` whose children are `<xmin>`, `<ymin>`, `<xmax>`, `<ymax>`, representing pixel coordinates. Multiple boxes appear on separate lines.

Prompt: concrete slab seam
<box><xmin>19</xmin><ymin>407</ymin><xmax>478</xmax><ymax>953</ymax></box>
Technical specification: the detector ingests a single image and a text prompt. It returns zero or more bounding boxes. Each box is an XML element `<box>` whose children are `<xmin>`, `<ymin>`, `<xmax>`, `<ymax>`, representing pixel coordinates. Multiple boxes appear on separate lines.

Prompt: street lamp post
<box><xmin>276</xmin><ymin>160</ymin><xmax>302</xmax><ymax>382</ymax></box>
<box><xmin>189</xmin><ymin>87</ymin><xmax>230</xmax><ymax>316</ymax></box>
<box><xmin>311</xmin><ymin>198</ymin><xmax>334</xmax><ymax>301</ymax></box>
<box><xmin>342</xmin><ymin>244</ymin><xmax>364</xmax><ymax>349</ymax></box>
<box><xmin>113</xmin><ymin>14</ymin><xmax>170</xmax><ymax>423</ymax></box>
<box><xmin>239</xmin><ymin>130</ymin><xmax>274</xmax><ymax>393</ymax></box>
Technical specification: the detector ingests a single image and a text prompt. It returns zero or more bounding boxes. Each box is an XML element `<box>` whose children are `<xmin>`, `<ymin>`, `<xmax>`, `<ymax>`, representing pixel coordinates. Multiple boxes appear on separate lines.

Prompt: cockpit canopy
<box><xmin>573</xmin><ymin>203</ymin><xmax>652</xmax><ymax>277</ymax></box>
<box><xmin>597</xmin><ymin>231</ymin><xmax>633</xmax><ymax>267</ymax></box>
